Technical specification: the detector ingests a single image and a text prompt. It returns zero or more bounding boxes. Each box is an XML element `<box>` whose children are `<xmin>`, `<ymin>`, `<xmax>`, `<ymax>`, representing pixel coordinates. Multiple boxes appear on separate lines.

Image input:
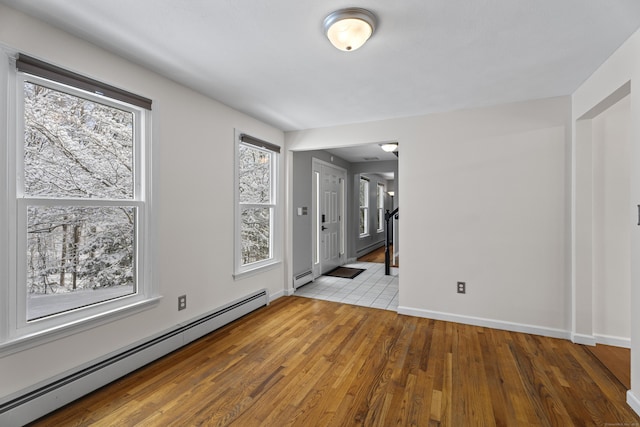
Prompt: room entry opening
<box><xmin>312</xmin><ymin>159</ymin><xmax>346</xmax><ymax>276</ymax></box>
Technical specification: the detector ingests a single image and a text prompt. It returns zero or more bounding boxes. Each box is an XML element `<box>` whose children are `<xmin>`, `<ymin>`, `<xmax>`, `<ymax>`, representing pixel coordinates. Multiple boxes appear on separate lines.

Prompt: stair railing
<box><xmin>384</xmin><ymin>207</ymin><xmax>399</xmax><ymax>275</ymax></box>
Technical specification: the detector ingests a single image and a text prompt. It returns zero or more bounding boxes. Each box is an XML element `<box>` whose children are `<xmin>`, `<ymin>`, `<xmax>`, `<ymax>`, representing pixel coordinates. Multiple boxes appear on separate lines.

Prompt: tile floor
<box><xmin>294</xmin><ymin>262</ymin><xmax>399</xmax><ymax>311</ymax></box>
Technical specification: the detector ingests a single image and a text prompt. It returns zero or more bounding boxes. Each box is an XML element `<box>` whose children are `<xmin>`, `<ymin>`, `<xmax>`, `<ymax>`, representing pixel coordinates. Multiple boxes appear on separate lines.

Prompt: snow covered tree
<box><xmin>23</xmin><ymin>81</ymin><xmax>135</xmax><ymax>305</ymax></box>
<box><xmin>238</xmin><ymin>144</ymin><xmax>273</xmax><ymax>264</ymax></box>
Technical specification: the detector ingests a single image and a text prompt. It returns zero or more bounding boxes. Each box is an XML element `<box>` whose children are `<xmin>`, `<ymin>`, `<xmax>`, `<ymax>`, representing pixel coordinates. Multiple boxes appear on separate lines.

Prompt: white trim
<box><xmin>571</xmin><ymin>333</ymin><xmax>597</xmax><ymax>346</ymax></box>
<box><xmin>232</xmin><ymin>260</ymin><xmax>281</xmax><ymax>280</ymax></box>
<box><xmin>233</xmin><ymin>129</ymin><xmax>282</xmax><ymax>277</ymax></box>
<box><xmin>376</xmin><ymin>182</ymin><xmax>384</xmax><ymax>233</ymax></box>
<box><xmin>269</xmin><ymin>289</ymin><xmax>288</xmax><ymax>300</ymax></box>
<box><xmin>312</xmin><ymin>168</ymin><xmax>320</xmax><ymax>276</ymax></box>
<box><xmin>627</xmin><ymin>390</ymin><xmax>640</xmax><ymax>416</ymax></box>
<box><xmin>0</xmin><ymin>296</ymin><xmax>161</xmax><ymax>357</ymax></box>
<box><xmin>357</xmin><ymin>241</ymin><xmax>384</xmax><ymax>256</ymax></box>
<box><xmin>594</xmin><ymin>333</ymin><xmax>631</xmax><ymax>348</ymax></box>
<box><xmin>359</xmin><ymin>176</ymin><xmax>369</xmax><ymax>237</ymax></box>
<box><xmin>0</xmin><ymin>51</ymin><xmax>13</xmax><ymax>344</ymax></box>
<box><xmin>398</xmin><ymin>306</ymin><xmax>571</xmax><ymax>340</ymax></box>
<box><xmin>1</xmin><ymin>53</ymin><xmax>158</xmax><ymax>347</ymax></box>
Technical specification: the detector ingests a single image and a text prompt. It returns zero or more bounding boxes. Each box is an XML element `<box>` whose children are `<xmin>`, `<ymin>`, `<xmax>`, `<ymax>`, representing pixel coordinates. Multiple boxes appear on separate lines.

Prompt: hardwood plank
<box><xmin>478</xmin><ymin>329</ymin><xmax>516</xmax><ymax>426</ymax></box>
<box><xmin>357</xmin><ymin>245</ymin><xmax>398</xmax><ymax>266</ymax></box>
<box><xmin>27</xmin><ymin>297</ymin><xmax>640</xmax><ymax>426</ymax></box>
<box><xmin>587</xmin><ymin>344</ymin><xmax>631</xmax><ymax>389</ymax></box>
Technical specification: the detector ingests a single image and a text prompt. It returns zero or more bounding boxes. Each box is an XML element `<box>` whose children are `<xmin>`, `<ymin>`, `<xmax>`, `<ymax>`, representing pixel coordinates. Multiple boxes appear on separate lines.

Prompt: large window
<box><xmin>1</xmin><ymin>53</ymin><xmax>155</xmax><ymax>348</ymax></box>
<box><xmin>376</xmin><ymin>182</ymin><xmax>385</xmax><ymax>232</ymax></box>
<box><xmin>235</xmin><ymin>132</ymin><xmax>280</xmax><ymax>276</ymax></box>
<box><xmin>359</xmin><ymin>177</ymin><xmax>369</xmax><ymax>236</ymax></box>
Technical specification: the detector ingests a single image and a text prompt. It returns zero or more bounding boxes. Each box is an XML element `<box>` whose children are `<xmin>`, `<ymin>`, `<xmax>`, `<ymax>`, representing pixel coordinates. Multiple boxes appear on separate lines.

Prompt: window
<box><xmin>235</xmin><ymin>131</ymin><xmax>280</xmax><ymax>277</ymax></box>
<box><xmin>376</xmin><ymin>183</ymin><xmax>385</xmax><ymax>232</ymax></box>
<box><xmin>1</xmin><ymin>53</ymin><xmax>156</xmax><ymax>348</ymax></box>
<box><xmin>359</xmin><ymin>177</ymin><xmax>369</xmax><ymax>236</ymax></box>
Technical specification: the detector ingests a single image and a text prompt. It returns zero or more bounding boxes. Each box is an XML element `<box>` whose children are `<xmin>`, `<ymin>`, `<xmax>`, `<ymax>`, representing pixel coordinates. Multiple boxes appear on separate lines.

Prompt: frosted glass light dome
<box><xmin>323</xmin><ymin>8</ymin><xmax>376</xmax><ymax>52</ymax></box>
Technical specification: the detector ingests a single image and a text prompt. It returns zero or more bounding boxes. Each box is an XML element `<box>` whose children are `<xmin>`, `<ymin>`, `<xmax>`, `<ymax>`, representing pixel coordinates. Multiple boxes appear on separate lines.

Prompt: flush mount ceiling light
<box><xmin>380</xmin><ymin>142</ymin><xmax>398</xmax><ymax>152</ymax></box>
<box><xmin>323</xmin><ymin>8</ymin><xmax>376</xmax><ymax>52</ymax></box>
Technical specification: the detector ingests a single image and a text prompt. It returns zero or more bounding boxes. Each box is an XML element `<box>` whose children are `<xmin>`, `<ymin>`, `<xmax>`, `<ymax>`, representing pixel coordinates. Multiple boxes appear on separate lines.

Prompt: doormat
<box><xmin>324</xmin><ymin>267</ymin><xmax>365</xmax><ymax>279</ymax></box>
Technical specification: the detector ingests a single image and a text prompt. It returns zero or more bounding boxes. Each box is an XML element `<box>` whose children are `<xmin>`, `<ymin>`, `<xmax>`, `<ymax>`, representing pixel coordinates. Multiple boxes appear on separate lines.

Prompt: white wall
<box><xmin>0</xmin><ymin>4</ymin><xmax>285</xmax><ymax>398</ymax></box>
<box><xmin>291</xmin><ymin>150</ymin><xmax>351</xmax><ymax>277</ymax></box>
<box><xmin>5</xmin><ymin>0</ymin><xmax>639</xmax><ymax>416</ymax></box>
<box><xmin>286</xmin><ymin>96</ymin><xmax>570</xmax><ymax>335</ymax></box>
<box><xmin>571</xmin><ymin>26</ymin><xmax>640</xmax><ymax>411</ymax></box>
<box><xmin>592</xmin><ymin>96</ymin><xmax>631</xmax><ymax>345</ymax></box>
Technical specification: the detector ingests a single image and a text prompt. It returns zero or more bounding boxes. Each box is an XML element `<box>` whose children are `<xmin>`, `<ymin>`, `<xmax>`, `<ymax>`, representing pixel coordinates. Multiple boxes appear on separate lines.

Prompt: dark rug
<box><xmin>324</xmin><ymin>267</ymin><xmax>365</xmax><ymax>279</ymax></box>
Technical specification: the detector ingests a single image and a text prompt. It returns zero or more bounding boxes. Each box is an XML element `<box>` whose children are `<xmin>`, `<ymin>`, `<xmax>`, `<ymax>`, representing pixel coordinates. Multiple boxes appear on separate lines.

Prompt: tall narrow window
<box><xmin>235</xmin><ymin>132</ymin><xmax>280</xmax><ymax>276</ymax></box>
<box><xmin>4</xmin><ymin>54</ymin><xmax>155</xmax><ymax>342</ymax></box>
<box><xmin>376</xmin><ymin>182</ymin><xmax>385</xmax><ymax>232</ymax></box>
<box><xmin>22</xmin><ymin>82</ymin><xmax>138</xmax><ymax>321</ymax></box>
<box><xmin>359</xmin><ymin>177</ymin><xmax>369</xmax><ymax>236</ymax></box>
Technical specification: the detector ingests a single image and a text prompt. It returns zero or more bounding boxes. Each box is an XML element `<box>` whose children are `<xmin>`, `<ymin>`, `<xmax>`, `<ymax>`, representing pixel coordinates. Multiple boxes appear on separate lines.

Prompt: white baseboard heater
<box><xmin>293</xmin><ymin>270</ymin><xmax>313</xmax><ymax>288</ymax></box>
<box><xmin>0</xmin><ymin>289</ymin><xmax>269</xmax><ymax>426</ymax></box>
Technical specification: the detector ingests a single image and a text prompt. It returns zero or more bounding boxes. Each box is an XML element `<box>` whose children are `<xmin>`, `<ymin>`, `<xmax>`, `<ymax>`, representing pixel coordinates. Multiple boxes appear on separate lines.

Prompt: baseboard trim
<box><xmin>594</xmin><ymin>334</ymin><xmax>631</xmax><ymax>348</ymax></box>
<box><xmin>397</xmin><ymin>306</ymin><xmax>571</xmax><ymax>340</ymax></box>
<box><xmin>356</xmin><ymin>241</ymin><xmax>385</xmax><ymax>257</ymax></box>
<box><xmin>627</xmin><ymin>390</ymin><xmax>640</xmax><ymax>416</ymax></box>
<box><xmin>270</xmin><ymin>288</ymin><xmax>289</xmax><ymax>299</ymax></box>
<box><xmin>571</xmin><ymin>333</ymin><xmax>597</xmax><ymax>346</ymax></box>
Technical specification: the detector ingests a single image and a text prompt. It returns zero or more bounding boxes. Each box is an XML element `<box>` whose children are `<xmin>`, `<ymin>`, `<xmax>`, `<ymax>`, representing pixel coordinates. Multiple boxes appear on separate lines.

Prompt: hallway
<box><xmin>294</xmin><ymin>257</ymin><xmax>399</xmax><ymax>311</ymax></box>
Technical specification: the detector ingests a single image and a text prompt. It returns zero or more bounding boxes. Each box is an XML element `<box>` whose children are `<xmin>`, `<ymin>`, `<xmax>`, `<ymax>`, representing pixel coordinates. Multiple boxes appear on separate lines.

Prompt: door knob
<box><xmin>321</xmin><ymin>226</ymin><xmax>328</xmax><ymax>231</ymax></box>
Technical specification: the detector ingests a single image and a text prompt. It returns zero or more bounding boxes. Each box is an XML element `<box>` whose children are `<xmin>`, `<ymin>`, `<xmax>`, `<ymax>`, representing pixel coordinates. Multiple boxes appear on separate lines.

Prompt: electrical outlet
<box><xmin>178</xmin><ymin>295</ymin><xmax>187</xmax><ymax>311</ymax></box>
<box><xmin>457</xmin><ymin>282</ymin><xmax>466</xmax><ymax>294</ymax></box>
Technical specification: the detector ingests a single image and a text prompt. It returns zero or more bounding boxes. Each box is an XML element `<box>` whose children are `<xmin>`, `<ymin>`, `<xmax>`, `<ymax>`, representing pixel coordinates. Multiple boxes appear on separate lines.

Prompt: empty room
<box><xmin>2</xmin><ymin>1</ymin><xmax>640</xmax><ymax>425</ymax></box>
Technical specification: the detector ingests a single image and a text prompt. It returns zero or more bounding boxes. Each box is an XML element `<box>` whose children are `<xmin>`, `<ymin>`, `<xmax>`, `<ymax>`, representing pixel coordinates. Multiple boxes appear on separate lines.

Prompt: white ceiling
<box><xmin>326</xmin><ymin>144</ymin><xmax>399</xmax><ymax>163</ymax></box>
<box><xmin>2</xmin><ymin>0</ymin><xmax>640</xmax><ymax>134</ymax></box>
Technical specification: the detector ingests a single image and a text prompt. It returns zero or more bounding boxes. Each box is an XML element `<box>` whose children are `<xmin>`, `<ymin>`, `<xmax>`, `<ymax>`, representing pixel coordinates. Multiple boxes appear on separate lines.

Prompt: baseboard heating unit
<box><xmin>293</xmin><ymin>270</ymin><xmax>313</xmax><ymax>288</ymax></box>
<box><xmin>0</xmin><ymin>289</ymin><xmax>268</xmax><ymax>426</ymax></box>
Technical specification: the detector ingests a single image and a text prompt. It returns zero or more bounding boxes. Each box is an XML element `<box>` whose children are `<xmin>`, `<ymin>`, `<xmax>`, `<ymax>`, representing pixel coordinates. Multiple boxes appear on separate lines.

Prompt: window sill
<box><xmin>233</xmin><ymin>260</ymin><xmax>282</xmax><ymax>280</ymax></box>
<box><xmin>0</xmin><ymin>296</ymin><xmax>162</xmax><ymax>358</ymax></box>
<box><xmin>359</xmin><ymin>234</ymin><xmax>370</xmax><ymax>239</ymax></box>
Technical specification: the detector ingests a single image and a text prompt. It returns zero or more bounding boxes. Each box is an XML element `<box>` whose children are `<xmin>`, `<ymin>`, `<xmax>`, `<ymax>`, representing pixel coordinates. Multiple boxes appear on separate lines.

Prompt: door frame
<box><xmin>312</xmin><ymin>158</ymin><xmax>347</xmax><ymax>278</ymax></box>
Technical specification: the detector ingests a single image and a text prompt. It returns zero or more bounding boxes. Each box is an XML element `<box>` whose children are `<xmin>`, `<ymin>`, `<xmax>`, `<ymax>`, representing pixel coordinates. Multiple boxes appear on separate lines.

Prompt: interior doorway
<box><xmin>312</xmin><ymin>158</ymin><xmax>346</xmax><ymax>276</ymax></box>
<box><xmin>575</xmin><ymin>83</ymin><xmax>631</xmax><ymax>389</ymax></box>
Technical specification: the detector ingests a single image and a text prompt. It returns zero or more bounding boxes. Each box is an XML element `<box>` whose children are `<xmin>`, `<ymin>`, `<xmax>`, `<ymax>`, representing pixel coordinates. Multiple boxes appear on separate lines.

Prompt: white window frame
<box><xmin>376</xmin><ymin>182</ymin><xmax>385</xmax><ymax>233</ymax></box>
<box><xmin>0</xmin><ymin>52</ymin><xmax>158</xmax><ymax>354</ymax></box>
<box><xmin>233</xmin><ymin>129</ymin><xmax>280</xmax><ymax>278</ymax></box>
<box><xmin>359</xmin><ymin>177</ymin><xmax>369</xmax><ymax>237</ymax></box>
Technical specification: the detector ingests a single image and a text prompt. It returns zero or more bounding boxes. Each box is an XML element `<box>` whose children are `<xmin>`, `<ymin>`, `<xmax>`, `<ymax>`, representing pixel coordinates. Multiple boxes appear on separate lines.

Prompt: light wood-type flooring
<box><xmin>29</xmin><ymin>296</ymin><xmax>639</xmax><ymax>426</ymax></box>
<box><xmin>357</xmin><ymin>245</ymin><xmax>398</xmax><ymax>267</ymax></box>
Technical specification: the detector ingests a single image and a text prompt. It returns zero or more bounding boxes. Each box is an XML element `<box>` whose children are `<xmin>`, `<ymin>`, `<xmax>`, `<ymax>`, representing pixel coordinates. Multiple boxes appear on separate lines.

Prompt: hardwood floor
<box><xmin>29</xmin><ymin>297</ymin><xmax>639</xmax><ymax>426</ymax></box>
<box><xmin>357</xmin><ymin>245</ymin><xmax>398</xmax><ymax>266</ymax></box>
<box><xmin>587</xmin><ymin>344</ymin><xmax>631</xmax><ymax>390</ymax></box>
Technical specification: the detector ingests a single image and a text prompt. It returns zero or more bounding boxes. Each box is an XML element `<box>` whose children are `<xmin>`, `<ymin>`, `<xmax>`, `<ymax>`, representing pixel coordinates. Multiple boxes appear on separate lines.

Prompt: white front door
<box><xmin>313</xmin><ymin>160</ymin><xmax>346</xmax><ymax>276</ymax></box>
